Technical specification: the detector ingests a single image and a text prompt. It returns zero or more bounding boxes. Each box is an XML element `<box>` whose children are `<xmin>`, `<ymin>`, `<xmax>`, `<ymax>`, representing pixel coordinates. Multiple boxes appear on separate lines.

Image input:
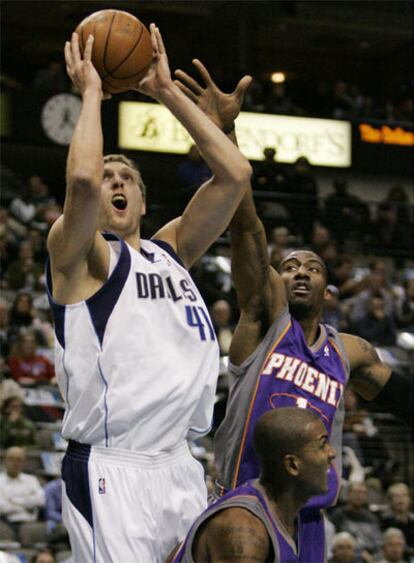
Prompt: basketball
<box><xmin>75</xmin><ymin>9</ymin><xmax>153</xmax><ymax>94</ymax></box>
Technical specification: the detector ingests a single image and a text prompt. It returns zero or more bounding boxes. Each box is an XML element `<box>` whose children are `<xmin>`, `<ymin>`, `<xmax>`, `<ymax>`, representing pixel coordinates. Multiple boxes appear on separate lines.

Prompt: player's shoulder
<box><xmin>203</xmin><ymin>506</ymin><xmax>270</xmax><ymax>558</ymax></box>
<box><xmin>338</xmin><ymin>332</ymin><xmax>378</xmax><ymax>368</ymax></box>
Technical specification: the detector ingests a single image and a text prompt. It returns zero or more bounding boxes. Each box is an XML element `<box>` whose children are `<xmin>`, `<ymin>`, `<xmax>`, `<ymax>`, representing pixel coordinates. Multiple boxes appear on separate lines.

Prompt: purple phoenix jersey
<box><xmin>215</xmin><ymin>307</ymin><xmax>349</xmax><ymax>509</ymax></box>
<box><xmin>172</xmin><ymin>480</ymin><xmax>326</xmax><ymax>563</ymax></box>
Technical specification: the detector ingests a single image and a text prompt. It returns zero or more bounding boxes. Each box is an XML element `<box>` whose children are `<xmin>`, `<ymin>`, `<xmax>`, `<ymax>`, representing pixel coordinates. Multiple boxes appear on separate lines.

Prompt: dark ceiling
<box><xmin>1</xmin><ymin>0</ymin><xmax>413</xmax><ymax>96</ymax></box>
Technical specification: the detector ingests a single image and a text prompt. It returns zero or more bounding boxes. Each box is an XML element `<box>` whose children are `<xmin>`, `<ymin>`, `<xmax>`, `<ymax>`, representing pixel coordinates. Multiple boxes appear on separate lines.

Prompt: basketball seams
<box><xmin>105</xmin><ymin>20</ymin><xmax>145</xmax><ymax>78</ymax></box>
<box><xmin>75</xmin><ymin>9</ymin><xmax>152</xmax><ymax>93</ymax></box>
<box><xmin>102</xmin><ymin>11</ymin><xmax>117</xmax><ymax>79</ymax></box>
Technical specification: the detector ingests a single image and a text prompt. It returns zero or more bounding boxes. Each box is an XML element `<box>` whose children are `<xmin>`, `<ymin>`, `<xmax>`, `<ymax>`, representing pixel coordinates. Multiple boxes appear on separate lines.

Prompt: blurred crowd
<box><xmin>2</xmin><ymin>58</ymin><xmax>412</xmax><ymax>124</ymax></box>
<box><xmin>0</xmin><ymin>147</ymin><xmax>413</xmax><ymax>561</ymax></box>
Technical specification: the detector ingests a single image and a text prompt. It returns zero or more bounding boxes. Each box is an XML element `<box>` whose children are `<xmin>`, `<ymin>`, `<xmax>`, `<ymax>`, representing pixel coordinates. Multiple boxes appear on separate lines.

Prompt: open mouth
<box><xmin>292</xmin><ymin>282</ymin><xmax>311</xmax><ymax>296</ymax></box>
<box><xmin>111</xmin><ymin>194</ymin><xmax>128</xmax><ymax>211</ymax></box>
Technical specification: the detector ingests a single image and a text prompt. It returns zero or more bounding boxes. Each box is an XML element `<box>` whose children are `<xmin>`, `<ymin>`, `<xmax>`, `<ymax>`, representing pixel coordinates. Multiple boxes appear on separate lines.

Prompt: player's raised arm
<box><xmin>135</xmin><ymin>25</ymin><xmax>252</xmax><ymax>268</ymax></box>
<box><xmin>343</xmin><ymin>333</ymin><xmax>413</xmax><ymax>432</ymax></box>
<box><xmin>47</xmin><ymin>33</ymin><xmax>108</xmax><ymax>284</ymax></box>
<box><xmin>174</xmin><ymin>59</ymin><xmax>287</xmax><ymax>364</ymax></box>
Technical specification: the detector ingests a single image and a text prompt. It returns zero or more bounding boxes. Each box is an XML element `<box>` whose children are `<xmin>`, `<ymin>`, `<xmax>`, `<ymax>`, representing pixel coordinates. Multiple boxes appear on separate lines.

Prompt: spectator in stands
<box><xmin>8</xmin><ymin>331</ymin><xmax>55</xmax><ymax>386</ymax></box>
<box><xmin>0</xmin><ymin>446</ymin><xmax>45</xmax><ymax>542</ymax></box>
<box><xmin>0</xmin><ymin>205</ymin><xmax>26</xmax><ymax>248</ymax></box>
<box><xmin>329</xmin><ymin>531</ymin><xmax>357</xmax><ymax>563</ymax></box>
<box><xmin>264</xmin><ymin>81</ymin><xmax>302</xmax><ymax>115</ymax></box>
<box><xmin>44</xmin><ymin>477</ymin><xmax>69</xmax><ymax>549</ymax></box>
<box><xmin>242</xmin><ymin>78</ymin><xmax>265</xmax><ymax>112</ymax></box>
<box><xmin>371</xmin><ymin>201</ymin><xmax>412</xmax><ymax>262</ymax></box>
<box><xmin>330</xmin><ymin>256</ymin><xmax>363</xmax><ymax>298</ymax></box>
<box><xmin>210</xmin><ymin>299</ymin><xmax>234</xmax><ymax>356</ymax></box>
<box><xmin>30</xmin><ymin>549</ymin><xmax>57</xmax><ymax>563</ymax></box>
<box><xmin>322</xmin><ymin>284</ymin><xmax>346</xmax><ymax>331</ymax></box>
<box><xmin>177</xmin><ymin>145</ymin><xmax>212</xmax><ymax>208</ymax></box>
<box><xmin>191</xmin><ymin>245</ymin><xmax>234</xmax><ymax>308</ymax></box>
<box><xmin>0</xmin><ymin>233</ymin><xmax>14</xmax><ymax>285</ymax></box>
<box><xmin>310</xmin><ymin>222</ymin><xmax>332</xmax><ymax>254</ymax></box>
<box><xmin>27</xmin><ymin>175</ymin><xmax>56</xmax><ymax>219</ymax></box>
<box><xmin>253</xmin><ymin>146</ymin><xmax>289</xmax><ymax>193</ymax></box>
<box><xmin>323</xmin><ymin>179</ymin><xmax>370</xmax><ymax>251</ymax></box>
<box><xmin>27</xmin><ymin>227</ymin><xmax>48</xmax><ymax>264</ymax></box>
<box><xmin>348</xmin><ymin>261</ymin><xmax>399</xmax><ymax>325</ymax></box>
<box><xmin>380</xmin><ymin>483</ymin><xmax>414</xmax><ymax>552</ymax></box>
<box><xmin>8</xmin><ymin>175</ymin><xmax>55</xmax><ymax>229</ymax></box>
<box><xmin>44</xmin><ymin>478</ymin><xmax>62</xmax><ymax>534</ymax></box>
<box><xmin>252</xmin><ymin>147</ymin><xmax>291</xmax><ymax>231</ymax></box>
<box><xmin>0</xmin><ymin>395</ymin><xmax>37</xmax><ymax>448</ymax></box>
<box><xmin>377</xmin><ymin>528</ymin><xmax>407</xmax><ymax>563</ymax></box>
<box><xmin>329</xmin><ymin>481</ymin><xmax>383</xmax><ymax>559</ymax></box>
<box><xmin>397</xmin><ymin>279</ymin><xmax>414</xmax><ymax>331</ymax></box>
<box><xmin>288</xmin><ymin>156</ymin><xmax>319</xmax><ymax>241</ymax></box>
<box><xmin>268</xmin><ymin>225</ymin><xmax>294</xmax><ymax>257</ymax></box>
<box><xmin>318</xmin><ymin>241</ymin><xmax>339</xmax><ymax>280</ymax></box>
<box><xmin>332</xmin><ymin>81</ymin><xmax>357</xmax><ymax>119</ymax></box>
<box><xmin>0</xmin><ymin>298</ymin><xmax>12</xmax><ymax>358</ymax></box>
<box><xmin>9</xmin><ymin>291</ymin><xmax>35</xmax><ymax>337</ymax></box>
<box><xmin>3</xmin><ymin>239</ymin><xmax>44</xmax><ymax>291</ymax></box>
<box><xmin>0</xmin><ymin>362</ymin><xmax>23</xmax><ymax>406</ymax></box>
<box><xmin>32</xmin><ymin>55</ymin><xmax>68</xmax><ymax>95</ymax></box>
<box><xmin>342</xmin><ymin>389</ymin><xmax>391</xmax><ymax>479</ymax></box>
<box><xmin>353</xmin><ymin>294</ymin><xmax>397</xmax><ymax>347</ymax></box>
<box><xmin>392</xmin><ymin>87</ymin><xmax>413</xmax><ymax>122</ymax></box>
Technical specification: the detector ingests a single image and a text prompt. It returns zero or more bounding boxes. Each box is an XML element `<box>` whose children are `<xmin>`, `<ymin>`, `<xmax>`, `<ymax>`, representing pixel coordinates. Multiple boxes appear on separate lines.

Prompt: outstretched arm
<box><xmin>193</xmin><ymin>508</ymin><xmax>270</xmax><ymax>563</ymax></box>
<box><xmin>47</xmin><ymin>33</ymin><xmax>109</xmax><ymax>303</ymax></box>
<box><xmin>342</xmin><ymin>333</ymin><xmax>413</xmax><ymax>432</ymax></box>
<box><xmin>175</xmin><ymin>60</ymin><xmax>286</xmax><ymax>365</ymax></box>
<box><xmin>137</xmin><ymin>26</ymin><xmax>251</xmax><ymax>268</ymax></box>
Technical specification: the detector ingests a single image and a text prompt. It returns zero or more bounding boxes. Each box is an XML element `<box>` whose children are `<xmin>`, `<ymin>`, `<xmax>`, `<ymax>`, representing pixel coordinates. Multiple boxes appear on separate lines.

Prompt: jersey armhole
<box><xmin>151</xmin><ymin>238</ymin><xmax>186</xmax><ymax>268</ymax></box>
<box><xmin>230</xmin><ymin>306</ymin><xmax>291</xmax><ymax>374</ymax></box>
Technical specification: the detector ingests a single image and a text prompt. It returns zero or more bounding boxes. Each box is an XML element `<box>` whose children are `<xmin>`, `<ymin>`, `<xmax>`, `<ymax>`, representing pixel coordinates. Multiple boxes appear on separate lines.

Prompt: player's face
<box><xmin>279</xmin><ymin>251</ymin><xmax>327</xmax><ymax>316</ymax></box>
<box><xmin>99</xmin><ymin>162</ymin><xmax>145</xmax><ymax>238</ymax></box>
<box><xmin>298</xmin><ymin>419</ymin><xmax>335</xmax><ymax>495</ymax></box>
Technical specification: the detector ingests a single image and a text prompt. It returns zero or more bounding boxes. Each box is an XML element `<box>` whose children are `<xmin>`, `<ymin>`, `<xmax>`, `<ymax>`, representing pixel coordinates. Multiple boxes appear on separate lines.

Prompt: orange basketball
<box><xmin>75</xmin><ymin>9</ymin><xmax>153</xmax><ymax>94</ymax></box>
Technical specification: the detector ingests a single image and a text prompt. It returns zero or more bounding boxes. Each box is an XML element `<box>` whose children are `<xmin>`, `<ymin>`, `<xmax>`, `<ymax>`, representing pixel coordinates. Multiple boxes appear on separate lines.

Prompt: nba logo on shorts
<box><xmin>98</xmin><ymin>478</ymin><xmax>106</xmax><ymax>494</ymax></box>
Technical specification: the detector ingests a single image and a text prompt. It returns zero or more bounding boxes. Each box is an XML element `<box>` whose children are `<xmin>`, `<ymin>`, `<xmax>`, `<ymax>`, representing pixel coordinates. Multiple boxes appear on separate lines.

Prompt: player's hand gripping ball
<box><xmin>75</xmin><ymin>9</ymin><xmax>152</xmax><ymax>94</ymax></box>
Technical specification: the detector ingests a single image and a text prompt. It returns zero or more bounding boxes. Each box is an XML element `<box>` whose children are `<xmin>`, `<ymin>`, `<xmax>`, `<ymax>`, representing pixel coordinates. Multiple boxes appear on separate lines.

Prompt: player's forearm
<box><xmin>67</xmin><ymin>88</ymin><xmax>104</xmax><ymax>189</ymax></box>
<box><xmin>159</xmin><ymin>85</ymin><xmax>251</xmax><ymax>184</ymax></box>
<box><xmin>224</xmin><ymin>127</ymin><xmax>259</xmax><ymax>232</ymax></box>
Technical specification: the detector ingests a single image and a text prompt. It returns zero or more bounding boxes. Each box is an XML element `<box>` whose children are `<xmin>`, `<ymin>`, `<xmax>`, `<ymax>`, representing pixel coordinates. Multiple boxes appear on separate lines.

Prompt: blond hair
<box><xmin>103</xmin><ymin>154</ymin><xmax>146</xmax><ymax>198</ymax></box>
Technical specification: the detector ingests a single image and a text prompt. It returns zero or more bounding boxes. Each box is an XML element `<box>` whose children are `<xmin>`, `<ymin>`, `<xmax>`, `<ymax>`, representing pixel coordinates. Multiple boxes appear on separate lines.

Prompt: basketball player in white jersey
<box><xmin>46</xmin><ymin>26</ymin><xmax>252</xmax><ymax>562</ymax></box>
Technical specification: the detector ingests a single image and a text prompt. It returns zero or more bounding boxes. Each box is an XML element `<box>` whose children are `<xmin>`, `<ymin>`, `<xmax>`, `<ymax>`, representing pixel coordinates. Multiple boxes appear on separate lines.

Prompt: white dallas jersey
<box><xmin>47</xmin><ymin>234</ymin><xmax>219</xmax><ymax>451</ymax></box>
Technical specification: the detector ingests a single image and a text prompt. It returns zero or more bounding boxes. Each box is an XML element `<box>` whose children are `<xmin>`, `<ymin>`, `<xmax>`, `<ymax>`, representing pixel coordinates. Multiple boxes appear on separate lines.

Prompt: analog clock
<box><xmin>41</xmin><ymin>93</ymin><xmax>82</xmax><ymax>145</ymax></box>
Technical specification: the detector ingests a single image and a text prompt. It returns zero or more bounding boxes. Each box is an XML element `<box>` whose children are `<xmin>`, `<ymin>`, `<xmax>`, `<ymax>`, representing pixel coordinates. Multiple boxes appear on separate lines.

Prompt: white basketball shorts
<box><xmin>61</xmin><ymin>440</ymin><xmax>207</xmax><ymax>562</ymax></box>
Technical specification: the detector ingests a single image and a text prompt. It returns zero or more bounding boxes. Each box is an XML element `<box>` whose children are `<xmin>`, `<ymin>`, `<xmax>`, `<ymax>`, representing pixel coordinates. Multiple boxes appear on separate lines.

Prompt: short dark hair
<box><xmin>103</xmin><ymin>154</ymin><xmax>146</xmax><ymax>199</ymax></box>
<box><xmin>253</xmin><ymin>408</ymin><xmax>322</xmax><ymax>482</ymax></box>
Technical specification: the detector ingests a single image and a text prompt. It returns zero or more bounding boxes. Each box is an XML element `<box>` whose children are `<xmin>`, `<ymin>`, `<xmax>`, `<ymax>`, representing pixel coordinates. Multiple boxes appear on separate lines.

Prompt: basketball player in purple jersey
<box><xmin>171</xmin><ymin>407</ymin><xmax>335</xmax><ymax>562</ymax></box>
<box><xmin>175</xmin><ymin>61</ymin><xmax>413</xmax><ymax>507</ymax></box>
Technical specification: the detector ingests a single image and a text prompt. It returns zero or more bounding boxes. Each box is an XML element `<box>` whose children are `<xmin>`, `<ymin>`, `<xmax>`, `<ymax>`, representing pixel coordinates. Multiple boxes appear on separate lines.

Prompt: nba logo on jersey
<box><xmin>324</xmin><ymin>345</ymin><xmax>330</xmax><ymax>357</ymax></box>
<box><xmin>98</xmin><ymin>478</ymin><xmax>106</xmax><ymax>494</ymax></box>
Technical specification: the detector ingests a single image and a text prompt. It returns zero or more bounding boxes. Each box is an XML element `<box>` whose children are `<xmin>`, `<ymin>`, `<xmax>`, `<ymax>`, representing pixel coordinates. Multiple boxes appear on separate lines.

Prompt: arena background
<box><xmin>0</xmin><ymin>2</ymin><xmax>413</xmax><ymax>562</ymax></box>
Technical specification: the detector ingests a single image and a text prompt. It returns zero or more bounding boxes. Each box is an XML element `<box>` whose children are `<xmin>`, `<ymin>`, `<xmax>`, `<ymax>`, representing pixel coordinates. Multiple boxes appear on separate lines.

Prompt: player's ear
<box><xmin>283</xmin><ymin>454</ymin><xmax>299</xmax><ymax>477</ymax></box>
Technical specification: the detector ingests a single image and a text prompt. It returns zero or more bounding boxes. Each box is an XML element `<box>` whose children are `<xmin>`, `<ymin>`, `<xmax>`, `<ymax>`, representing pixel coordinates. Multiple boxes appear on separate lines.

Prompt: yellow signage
<box><xmin>359</xmin><ymin>123</ymin><xmax>414</xmax><ymax>146</ymax></box>
<box><xmin>119</xmin><ymin>102</ymin><xmax>351</xmax><ymax>167</ymax></box>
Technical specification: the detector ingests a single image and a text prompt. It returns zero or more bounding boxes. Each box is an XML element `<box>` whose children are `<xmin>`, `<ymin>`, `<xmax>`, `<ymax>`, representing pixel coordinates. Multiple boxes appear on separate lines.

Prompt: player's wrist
<box><xmin>156</xmin><ymin>80</ymin><xmax>182</xmax><ymax>102</ymax></box>
<box><xmin>82</xmin><ymin>85</ymin><xmax>104</xmax><ymax>101</ymax></box>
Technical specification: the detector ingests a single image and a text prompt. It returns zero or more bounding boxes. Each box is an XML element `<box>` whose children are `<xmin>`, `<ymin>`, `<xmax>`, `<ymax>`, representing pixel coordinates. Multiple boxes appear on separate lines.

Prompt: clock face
<box><xmin>41</xmin><ymin>93</ymin><xmax>82</xmax><ymax>145</ymax></box>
